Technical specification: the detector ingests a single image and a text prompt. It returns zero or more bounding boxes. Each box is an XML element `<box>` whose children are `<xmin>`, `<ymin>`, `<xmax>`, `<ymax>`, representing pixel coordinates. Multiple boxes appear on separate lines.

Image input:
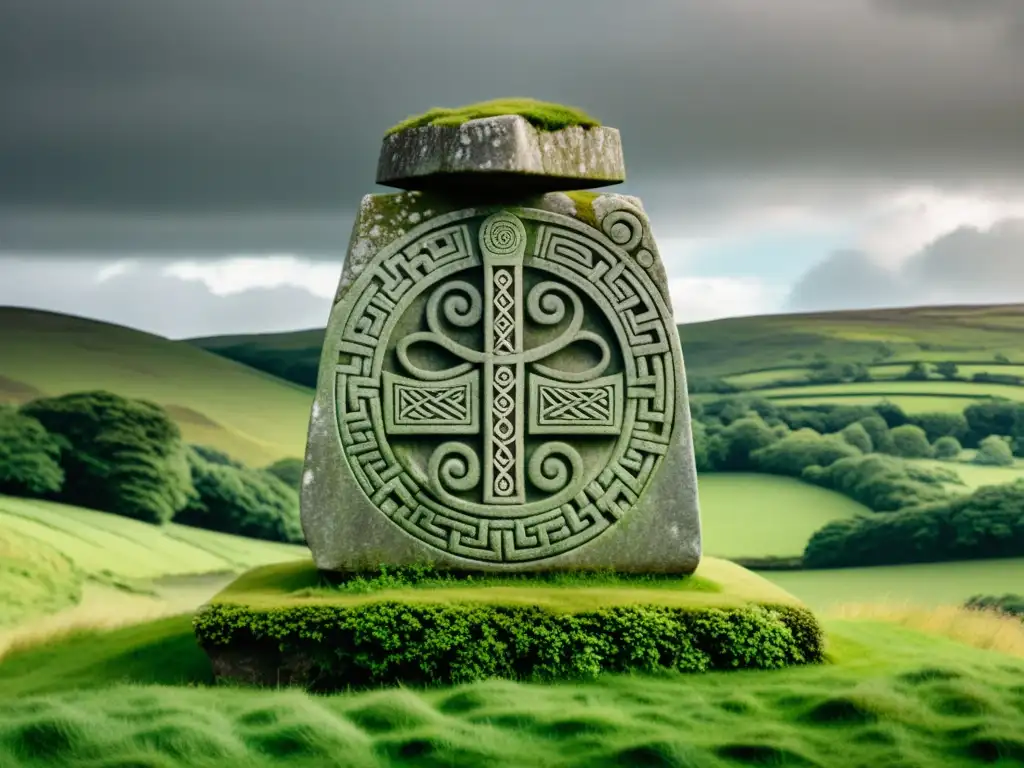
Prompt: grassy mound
<box><xmin>192</xmin><ymin>558</ymin><xmax>823</xmax><ymax>690</ymax></box>
<box><xmin>1</xmin><ymin>613</ymin><xmax>1023</xmax><ymax>767</ymax></box>
<box><xmin>385</xmin><ymin>97</ymin><xmax>600</xmax><ymax>135</ymax></box>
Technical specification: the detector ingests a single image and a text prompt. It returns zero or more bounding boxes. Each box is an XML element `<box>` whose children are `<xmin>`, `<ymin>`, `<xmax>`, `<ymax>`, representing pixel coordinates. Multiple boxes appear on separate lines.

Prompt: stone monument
<box><xmin>301</xmin><ymin>103</ymin><xmax>701</xmax><ymax>573</ymax></box>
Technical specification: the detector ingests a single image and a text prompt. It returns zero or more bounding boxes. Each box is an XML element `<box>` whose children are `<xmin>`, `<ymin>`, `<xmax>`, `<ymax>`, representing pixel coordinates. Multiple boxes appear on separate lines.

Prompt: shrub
<box><xmin>750</xmin><ymin>429</ymin><xmax>861</xmax><ymax>477</ymax></box>
<box><xmin>0</xmin><ymin>407</ymin><xmax>64</xmax><ymax>497</ymax></box>
<box><xmin>803</xmin><ymin>480</ymin><xmax>1024</xmax><ymax>567</ymax></box>
<box><xmin>193</xmin><ymin>601</ymin><xmax>824</xmax><ymax>690</ymax></box>
<box><xmin>935</xmin><ymin>362</ymin><xmax>959</xmax><ymax>380</ymax></box>
<box><xmin>964</xmin><ymin>594</ymin><xmax>1024</xmax><ymax>619</ymax></box>
<box><xmin>903</xmin><ymin>361</ymin><xmax>929</xmax><ymax>381</ymax></box>
<box><xmin>972</xmin><ymin>372</ymin><xmax>1023</xmax><ymax>385</ymax></box>
<box><xmin>857</xmin><ymin>415</ymin><xmax>896</xmax><ymax>455</ymax></box>
<box><xmin>963</xmin><ymin>401</ymin><xmax>1024</xmax><ymax>449</ymax></box>
<box><xmin>176</xmin><ymin>448</ymin><xmax>304</xmax><ymax>544</ymax></box>
<box><xmin>687</xmin><ymin>377</ymin><xmax>740</xmax><ymax>394</ymax></box>
<box><xmin>264</xmin><ymin>457</ymin><xmax>304</xmax><ymax>491</ymax></box>
<box><xmin>973</xmin><ymin>435</ymin><xmax>1015</xmax><ymax>467</ymax></box>
<box><xmin>910</xmin><ymin>412</ymin><xmax>969</xmax><ymax>443</ymax></box>
<box><xmin>873</xmin><ymin>400</ymin><xmax>909</xmax><ymax>428</ymax></box>
<box><xmin>839</xmin><ymin>422</ymin><xmax>873</xmax><ymax>454</ymax></box>
<box><xmin>717</xmin><ymin>415</ymin><xmax>779</xmax><ymax>470</ymax></box>
<box><xmin>933</xmin><ymin>436</ymin><xmax>962</xmax><ymax>460</ymax></box>
<box><xmin>20</xmin><ymin>391</ymin><xmax>192</xmax><ymax>524</ymax></box>
<box><xmin>801</xmin><ymin>454</ymin><xmax>954</xmax><ymax>512</ymax></box>
<box><xmin>889</xmin><ymin>424</ymin><xmax>934</xmax><ymax>458</ymax></box>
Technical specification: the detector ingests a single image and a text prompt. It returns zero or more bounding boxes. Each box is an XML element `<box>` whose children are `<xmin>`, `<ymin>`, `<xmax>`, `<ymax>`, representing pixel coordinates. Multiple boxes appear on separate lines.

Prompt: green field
<box><xmin>910</xmin><ymin>459</ymin><xmax>1024</xmax><ymax>491</ymax></box>
<box><xmin>0</xmin><ymin>494</ymin><xmax>308</xmax><ymax>627</ymax></box>
<box><xmin>0</xmin><ymin>308</ymin><xmax>313</xmax><ymax>464</ymax></box>
<box><xmin>719</xmin><ymin>394</ymin><xmax>982</xmax><ymax>414</ymax></box>
<box><xmin>0</xmin><ymin>610</ymin><xmax>1022</xmax><ymax>767</ymax></box>
<box><xmin>749</xmin><ymin>380</ymin><xmax>1024</xmax><ymax>403</ymax></box>
<box><xmin>697</xmin><ymin>474</ymin><xmax>868</xmax><ymax>559</ymax></box>
<box><xmin>764</xmin><ymin>558</ymin><xmax>1024</xmax><ymax>611</ymax></box>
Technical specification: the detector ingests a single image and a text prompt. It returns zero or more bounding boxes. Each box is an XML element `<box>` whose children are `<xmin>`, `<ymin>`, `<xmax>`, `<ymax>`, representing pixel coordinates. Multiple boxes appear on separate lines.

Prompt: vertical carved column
<box><xmin>480</xmin><ymin>213</ymin><xmax>528</xmax><ymax>504</ymax></box>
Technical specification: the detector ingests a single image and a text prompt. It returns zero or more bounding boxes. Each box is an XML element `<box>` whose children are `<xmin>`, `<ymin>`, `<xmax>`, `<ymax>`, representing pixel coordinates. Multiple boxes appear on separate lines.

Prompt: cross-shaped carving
<box><xmin>381</xmin><ymin>212</ymin><xmax>624</xmax><ymax>505</ymax></box>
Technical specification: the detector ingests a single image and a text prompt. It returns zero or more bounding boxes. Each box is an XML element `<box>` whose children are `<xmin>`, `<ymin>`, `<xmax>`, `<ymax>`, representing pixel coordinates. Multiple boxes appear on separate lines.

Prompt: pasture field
<box><xmin>0</xmin><ymin>608</ymin><xmax>1023</xmax><ymax>767</ymax></box>
<box><xmin>909</xmin><ymin>459</ymin><xmax>1024</xmax><ymax>491</ymax></box>
<box><xmin>749</xmin><ymin>380</ymin><xmax>1024</xmax><ymax>402</ymax></box>
<box><xmin>0</xmin><ymin>307</ymin><xmax>313</xmax><ymax>464</ymax></box>
<box><xmin>697</xmin><ymin>474</ymin><xmax>868</xmax><ymax>560</ymax></box>
<box><xmin>763</xmin><ymin>558</ymin><xmax>1024</xmax><ymax>612</ymax></box>
<box><xmin>691</xmin><ymin>392</ymin><xmax>978</xmax><ymax>414</ymax></box>
<box><xmin>0</xmin><ymin>494</ymin><xmax>308</xmax><ymax>627</ymax></box>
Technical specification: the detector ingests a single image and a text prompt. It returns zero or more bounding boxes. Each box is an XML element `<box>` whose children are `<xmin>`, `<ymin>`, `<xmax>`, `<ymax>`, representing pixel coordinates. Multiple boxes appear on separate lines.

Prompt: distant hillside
<box><xmin>190</xmin><ymin>303</ymin><xmax>1024</xmax><ymax>386</ymax></box>
<box><xmin>0</xmin><ymin>308</ymin><xmax>312</xmax><ymax>465</ymax></box>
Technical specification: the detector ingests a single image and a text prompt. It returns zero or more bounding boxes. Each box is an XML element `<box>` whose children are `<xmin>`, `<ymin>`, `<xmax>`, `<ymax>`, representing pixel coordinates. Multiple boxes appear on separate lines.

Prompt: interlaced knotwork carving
<box><xmin>333</xmin><ymin>208</ymin><xmax>678</xmax><ymax>563</ymax></box>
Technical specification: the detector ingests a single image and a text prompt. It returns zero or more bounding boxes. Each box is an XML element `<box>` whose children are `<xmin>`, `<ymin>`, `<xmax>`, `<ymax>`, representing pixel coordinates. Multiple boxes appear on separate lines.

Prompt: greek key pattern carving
<box><xmin>334</xmin><ymin>207</ymin><xmax>678</xmax><ymax>563</ymax></box>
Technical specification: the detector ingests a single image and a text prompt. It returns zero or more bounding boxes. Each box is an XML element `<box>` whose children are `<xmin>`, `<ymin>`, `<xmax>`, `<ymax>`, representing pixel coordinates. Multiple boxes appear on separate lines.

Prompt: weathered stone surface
<box><xmin>301</xmin><ymin>186</ymin><xmax>702</xmax><ymax>573</ymax></box>
<box><xmin>376</xmin><ymin>115</ymin><xmax>625</xmax><ymax>193</ymax></box>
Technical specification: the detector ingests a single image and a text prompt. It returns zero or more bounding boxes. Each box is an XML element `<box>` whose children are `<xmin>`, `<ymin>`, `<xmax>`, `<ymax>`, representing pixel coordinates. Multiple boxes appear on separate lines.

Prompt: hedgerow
<box><xmin>193</xmin><ymin>601</ymin><xmax>823</xmax><ymax>690</ymax></box>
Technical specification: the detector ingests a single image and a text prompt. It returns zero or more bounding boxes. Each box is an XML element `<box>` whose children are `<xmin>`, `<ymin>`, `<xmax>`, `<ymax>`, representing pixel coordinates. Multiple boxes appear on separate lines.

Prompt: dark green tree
<box><xmin>0</xmin><ymin>407</ymin><xmax>65</xmax><ymax>497</ymax></box>
<box><xmin>839</xmin><ymin>422</ymin><xmax>873</xmax><ymax>454</ymax></box>
<box><xmin>264</xmin><ymin>457</ymin><xmax>304</xmax><ymax>491</ymax></box>
<box><xmin>973</xmin><ymin>435</ymin><xmax>1015</xmax><ymax>467</ymax></box>
<box><xmin>889</xmin><ymin>424</ymin><xmax>934</xmax><ymax>459</ymax></box>
<box><xmin>177</xmin><ymin>448</ymin><xmax>304</xmax><ymax>544</ymax></box>
<box><xmin>750</xmin><ymin>428</ymin><xmax>861</xmax><ymax>477</ymax></box>
<box><xmin>20</xmin><ymin>391</ymin><xmax>192</xmax><ymax>524</ymax></box>
<box><xmin>856</xmin><ymin>415</ymin><xmax>895</xmax><ymax>454</ymax></box>
<box><xmin>933</xmin><ymin>436</ymin><xmax>962</xmax><ymax>460</ymax></box>
<box><xmin>934</xmin><ymin>362</ymin><xmax>959</xmax><ymax>380</ymax></box>
<box><xmin>718</xmin><ymin>415</ymin><xmax>778</xmax><ymax>470</ymax></box>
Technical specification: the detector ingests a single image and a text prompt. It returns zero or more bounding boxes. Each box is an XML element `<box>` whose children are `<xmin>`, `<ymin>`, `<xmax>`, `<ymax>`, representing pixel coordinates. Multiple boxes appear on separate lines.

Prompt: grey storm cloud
<box><xmin>785</xmin><ymin>218</ymin><xmax>1024</xmax><ymax>312</ymax></box>
<box><xmin>1</xmin><ymin>0</ymin><xmax>1023</xmax><ymax>255</ymax></box>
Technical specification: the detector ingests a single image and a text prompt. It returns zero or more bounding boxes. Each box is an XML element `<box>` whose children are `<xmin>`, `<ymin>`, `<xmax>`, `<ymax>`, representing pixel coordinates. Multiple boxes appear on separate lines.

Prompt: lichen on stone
<box><xmin>564</xmin><ymin>191</ymin><xmax>601</xmax><ymax>230</ymax></box>
<box><xmin>385</xmin><ymin>98</ymin><xmax>601</xmax><ymax>136</ymax></box>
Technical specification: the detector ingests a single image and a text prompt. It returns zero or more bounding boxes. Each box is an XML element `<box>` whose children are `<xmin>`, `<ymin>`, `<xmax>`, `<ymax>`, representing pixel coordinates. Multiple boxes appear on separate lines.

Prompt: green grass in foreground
<box><xmin>209</xmin><ymin>556</ymin><xmax>798</xmax><ymax>613</ymax></box>
<box><xmin>698</xmin><ymin>474</ymin><xmax>868</xmax><ymax>560</ymax></box>
<box><xmin>385</xmin><ymin>97</ymin><xmax>600</xmax><ymax>135</ymax></box>
<box><xmin>0</xmin><ymin>613</ymin><xmax>1023</xmax><ymax>766</ymax></box>
<box><xmin>764</xmin><ymin>558</ymin><xmax>1024</xmax><ymax>611</ymax></box>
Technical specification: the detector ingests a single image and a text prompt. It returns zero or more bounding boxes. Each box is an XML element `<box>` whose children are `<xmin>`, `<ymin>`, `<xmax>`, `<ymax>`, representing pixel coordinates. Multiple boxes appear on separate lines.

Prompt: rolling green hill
<box><xmin>0</xmin><ymin>307</ymin><xmax>313</xmax><ymax>465</ymax></box>
<box><xmin>0</xmin><ymin>494</ymin><xmax>308</xmax><ymax>627</ymax></box>
<box><xmin>190</xmin><ymin>302</ymin><xmax>1024</xmax><ymax>382</ymax></box>
<box><xmin>191</xmin><ymin>303</ymin><xmax>1024</xmax><ymax>416</ymax></box>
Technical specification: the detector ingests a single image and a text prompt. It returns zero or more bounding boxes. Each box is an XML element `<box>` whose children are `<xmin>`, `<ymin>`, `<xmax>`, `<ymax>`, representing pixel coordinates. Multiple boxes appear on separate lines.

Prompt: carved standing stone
<box><xmin>302</xmin><ymin>112</ymin><xmax>701</xmax><ymax>573</ymax></box>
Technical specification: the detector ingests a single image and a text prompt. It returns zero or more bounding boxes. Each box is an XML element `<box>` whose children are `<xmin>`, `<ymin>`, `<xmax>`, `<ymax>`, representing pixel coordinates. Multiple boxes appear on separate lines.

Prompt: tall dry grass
<box><xmin>829</xmin><ymin>601</ymin><xmax>1024</xmax><ymax>658</ymax></box>
<box><xmin>0</xmin><ymin>587</ymin><xmax>188</xmax><ymax>661</ymax></box>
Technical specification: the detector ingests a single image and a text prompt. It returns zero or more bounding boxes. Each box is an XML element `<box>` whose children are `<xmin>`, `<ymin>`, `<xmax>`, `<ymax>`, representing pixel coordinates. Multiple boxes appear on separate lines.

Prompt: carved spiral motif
<box><xmin>527</xmin><ymin>442</ymin><xmax>583</xmax><ymax>493</ymax></box>
<box><xmin>480</xmin><ymin>213</ymin><xmax>527</xmax><ymax>256</ymax></box>
<box><xmin>429</xmin><ymin>442</ymin><xmax>481</xmax><ymax>494</ymax></box>
<box><xmin>602</xmin><ymin>210</ymin><xmax>643</xmax><ymax>252</ymax></box>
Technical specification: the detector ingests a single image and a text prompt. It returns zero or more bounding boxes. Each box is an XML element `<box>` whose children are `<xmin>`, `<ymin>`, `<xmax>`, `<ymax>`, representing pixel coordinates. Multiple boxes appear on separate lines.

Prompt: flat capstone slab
<box><xmin>376</xmin><ymin>115</ymin><xmax>625</xmax><ymax>192</ymax></box>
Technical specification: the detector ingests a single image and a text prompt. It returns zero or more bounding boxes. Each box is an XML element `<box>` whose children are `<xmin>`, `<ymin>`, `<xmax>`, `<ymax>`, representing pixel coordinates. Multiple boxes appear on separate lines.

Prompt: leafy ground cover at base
<box><xmin>193</xmin><ymin>559</ymin><xmax>821</xmax><ymax>689</ymax></box>
<box><xmin>0</xmin><ymin>614</ymin><xmax>1023</xmax><ymax>767</ymax></box>
<box><xmin>764</xmin><ymin>558</ymin><xmax>1024</xmax><ymax>611</ymax></box>
<box><xmin>697</xmin><ymin>474</ymin><xmax>868</xmax><ymax>559</ymax></box>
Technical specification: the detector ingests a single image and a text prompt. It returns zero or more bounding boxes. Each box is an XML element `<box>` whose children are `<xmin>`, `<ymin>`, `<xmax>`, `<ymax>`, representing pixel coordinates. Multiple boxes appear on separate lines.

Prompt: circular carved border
<box><xmin>332</xmin><ymin>207</ymin><xmax>679</xmax><ymax>564</ymax></box>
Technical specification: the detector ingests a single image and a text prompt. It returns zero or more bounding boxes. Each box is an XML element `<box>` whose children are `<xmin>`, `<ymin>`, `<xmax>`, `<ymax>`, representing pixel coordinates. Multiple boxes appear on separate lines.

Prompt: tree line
<box><xmin>0</xmin><ymin>391</ymin><xmax>305</xmax><ymax>544</ymax></box>
<box><xmin>691</xmin><ymin>396</ymin><xmax>1024</xmax><ymax>568</ymax></box>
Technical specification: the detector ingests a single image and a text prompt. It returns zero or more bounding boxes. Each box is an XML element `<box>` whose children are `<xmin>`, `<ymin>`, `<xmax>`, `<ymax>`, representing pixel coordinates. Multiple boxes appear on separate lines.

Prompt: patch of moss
<box><xmin>386</xmin><ymin>98</ymin><xmax>601</xmax><ymax>135</ymax></box>
<box><xmin>563</xmin><ymin>191</ymin><xmax>601</xmax><ymax>230</ymax></box>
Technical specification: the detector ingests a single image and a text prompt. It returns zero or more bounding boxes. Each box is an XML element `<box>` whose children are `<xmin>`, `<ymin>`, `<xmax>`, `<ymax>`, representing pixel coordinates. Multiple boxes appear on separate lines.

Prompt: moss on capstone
<box><xmin>386</xmin><ymin>98</ymin><xmax>601</xmax><ymax>136</ymax></box>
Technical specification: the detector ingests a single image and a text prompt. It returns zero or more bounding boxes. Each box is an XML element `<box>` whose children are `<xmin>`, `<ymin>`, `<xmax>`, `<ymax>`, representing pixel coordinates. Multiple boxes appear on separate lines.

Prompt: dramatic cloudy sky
<box><xmin>2</xmin><ymin>0</ymin><xmax>1023</xmax><ymax>338</ymax></box>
